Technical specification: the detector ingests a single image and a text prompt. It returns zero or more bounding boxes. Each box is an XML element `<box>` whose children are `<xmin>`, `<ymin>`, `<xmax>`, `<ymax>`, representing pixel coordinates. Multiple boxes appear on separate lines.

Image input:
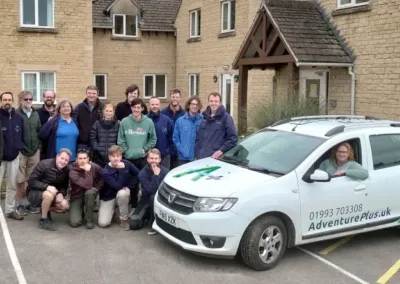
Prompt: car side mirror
<box><xmin>310</xmin><ymin>169</ymin><xmax>331</xmax><ymax>182</ymax></box>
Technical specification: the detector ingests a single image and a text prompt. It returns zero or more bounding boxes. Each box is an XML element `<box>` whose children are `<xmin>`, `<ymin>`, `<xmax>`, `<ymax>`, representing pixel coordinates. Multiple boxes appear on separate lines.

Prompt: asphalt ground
<box><xmin>1</xmin><ymin>202</ymin><xmax>399</xmax><ymax>284</ymax></box>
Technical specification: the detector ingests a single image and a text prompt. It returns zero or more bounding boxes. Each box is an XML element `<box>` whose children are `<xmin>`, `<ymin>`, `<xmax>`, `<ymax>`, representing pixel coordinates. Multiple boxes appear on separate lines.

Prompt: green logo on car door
<box><xmin>173</xmin><ymin>166</ymin><xmax>222</xmax><ymax>181</ymax></box>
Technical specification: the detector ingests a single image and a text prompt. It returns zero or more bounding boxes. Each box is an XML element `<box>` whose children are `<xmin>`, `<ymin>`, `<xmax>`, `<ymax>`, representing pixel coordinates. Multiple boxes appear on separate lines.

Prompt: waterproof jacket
<box><xmin>16</xmin><ymin>108</ymin><xmax>42</xmax><ymax>157</ymax></box>
<box><xmin>195</xmin><ymin>105</ymin><xmax>238</xmax><ymax>159</ymax></box>
<box><xmin>69</xmin><ymin>162</ymin><xmax>104</xmax><ymax>199</ymax></box>
<box><xmin>39</xmin><ymin>115</ymin><xmax>78</xmax><ymax>159</ymax></box>
<box><xmin>0</xmin><ymin>108</ymin><xmax>24</xmax><ymax>161</ymax></box>
<box><xmin>90</xmin><ymin>119</ymin><xmax>120</xmax><ymax>167</ymax></box>
<box><xmin>173</xmin><ymin>112</ymin><xmax>203</xmax><ymax>161</ymax></box>
<box><xmin>117</xmin><ymin>115</ymin><xmax>157</xmax><ymax>160</ymax></box>
<box><xmin>138</xmin><ymin>164</ymin><xmax>168</xmax><ymax>201</ymax></box>
<box><xmin>115</xmin><ymin>100</ymin><xmax>148</xmax><ymax>121</ymax></box>
<box><xmin>0</xmin><ymin>121</ymin><xmax>3</xmax><ymax>164</ymax></box>
<box><xmin>160</xmin><ymin>105</ymin><xmax>185</xmax><ymax>123</ymax></box>
<box><xmin>73</xmin><ymin>99</ymin><xmax>104</xmax><ymax>146</ymax></box>
<box><xmin>101</xmin><ymin>160</ymin><xmax>140</xmax><ymax>201</ymax></box>
<box><xmin>147</xmin><ymin>112</ymin><xmax>174</xmax><ymax>158</ymax></box>
<box><xmin>26</xmin><ymin>158</ymin><xmax>70</xmax><ymax>196</ymax></box>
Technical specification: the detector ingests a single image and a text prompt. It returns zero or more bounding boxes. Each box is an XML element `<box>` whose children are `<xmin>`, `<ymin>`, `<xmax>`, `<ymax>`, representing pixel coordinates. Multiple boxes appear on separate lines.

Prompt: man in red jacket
<box><xmin>69</xmin><ymin>149</ymin><xmax>103</xmax><ymax>229</ymax></box>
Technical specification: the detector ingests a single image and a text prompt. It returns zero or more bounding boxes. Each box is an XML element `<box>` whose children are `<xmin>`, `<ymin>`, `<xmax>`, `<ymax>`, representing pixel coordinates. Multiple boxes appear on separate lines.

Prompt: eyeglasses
<box><xmin>23</xmin><ymin>98</ymin><xmax>33</xmax><ymax>101</ymax></box>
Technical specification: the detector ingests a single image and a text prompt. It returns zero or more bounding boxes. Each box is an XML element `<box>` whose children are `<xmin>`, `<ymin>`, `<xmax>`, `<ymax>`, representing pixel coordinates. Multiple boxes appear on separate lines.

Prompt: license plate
<box><xmin>158</xmin><ymin>209</ymin><xmax>177</xmax><ymax>227</ymax></box>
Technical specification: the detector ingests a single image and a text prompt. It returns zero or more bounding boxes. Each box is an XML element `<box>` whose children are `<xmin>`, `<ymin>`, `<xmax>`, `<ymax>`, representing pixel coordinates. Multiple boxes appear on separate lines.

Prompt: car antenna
<box><xmin>292</xmin><ymin>119</ymin><xmax>305</xmax><ymax>132</ymax></box>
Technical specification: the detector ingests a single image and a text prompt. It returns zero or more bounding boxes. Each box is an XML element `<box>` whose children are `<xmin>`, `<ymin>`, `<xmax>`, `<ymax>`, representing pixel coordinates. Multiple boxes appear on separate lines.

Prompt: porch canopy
<box><xmin>233</xmin><ymin>0</ymin><xmax>355</xmax><ymax>134</ymax></box>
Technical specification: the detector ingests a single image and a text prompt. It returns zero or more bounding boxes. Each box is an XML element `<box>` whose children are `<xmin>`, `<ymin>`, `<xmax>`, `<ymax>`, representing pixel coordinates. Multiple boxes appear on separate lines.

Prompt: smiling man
<box><xmin>115</xmin><ymin>84</ymin><xmax>148</xmax><ymax>121</ymax></box>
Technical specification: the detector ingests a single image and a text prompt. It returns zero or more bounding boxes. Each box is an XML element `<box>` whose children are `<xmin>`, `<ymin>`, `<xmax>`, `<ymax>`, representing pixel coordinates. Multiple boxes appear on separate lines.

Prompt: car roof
<box><xmin>268</xmin><ymin>115</ymin><xmax>400</xmax><ymax>138</ymax></box>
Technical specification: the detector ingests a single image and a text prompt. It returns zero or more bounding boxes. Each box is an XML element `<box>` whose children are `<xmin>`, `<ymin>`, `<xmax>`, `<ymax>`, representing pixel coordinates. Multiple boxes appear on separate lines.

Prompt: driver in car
<box><xmin>319</xmin><ymin>142</ymin><xmax>369</xmax><ymax>180</ymax></box>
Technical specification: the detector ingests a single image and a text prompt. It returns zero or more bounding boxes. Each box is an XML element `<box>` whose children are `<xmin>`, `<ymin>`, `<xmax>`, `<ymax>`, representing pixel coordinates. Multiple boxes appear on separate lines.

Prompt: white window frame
<box><xmin>20</xmin><ymin>0</ymin><xmax>55</xmax><ymax>28</ymax></box>
<box><xmin>221</xmin><ymin>0</ymin><xmax>235</xmax><ymax>33</ymax></box>
<box><xmin>112</xmin><ymin>14</ymin><xmax>138</xmax><ymax>37</ymax></box>
<box><xmin>21</xmin><ymin>71</ymin><xmax>56</xmax><ymax>104</ymax></box>
<box><xmin>93</xmin><ymin>74</ymin><xmax>108</xmax><ymax>99</ymax></box>
<box><xmin>188</xmin><ymin>74</ymin><xmax>199</xmax><ymax>97</ymax></box>
<box><xmin>189</xmin><ymin>9</ymin><xmax>201</xmax><ymax>38</ymax></box>
<box><xmin>143</xmin><ymin>74</ymin><xmax>168</xmax><ymax>99</ymax></box>
<box><xmin>337</xmin><ymin>0</ymin><xmax>369</xmax><ymax>9</ymax></box>
<box><xmin>219</xmin><ymin>74</ymin><xmax>234</xmax><ymax>117</ymax></box>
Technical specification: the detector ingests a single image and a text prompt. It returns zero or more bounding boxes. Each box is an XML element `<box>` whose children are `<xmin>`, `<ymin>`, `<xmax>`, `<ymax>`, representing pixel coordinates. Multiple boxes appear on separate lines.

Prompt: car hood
<box><xmin>163</xmin><ymin>158</ymin><xmax>277</xmax><ymax>197</ymax></box>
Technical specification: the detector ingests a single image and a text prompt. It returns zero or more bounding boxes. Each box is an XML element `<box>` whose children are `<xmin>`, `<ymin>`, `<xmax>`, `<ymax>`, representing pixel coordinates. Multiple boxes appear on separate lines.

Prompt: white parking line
<box><xmin>297</xmin><ymin>247</ymin><xmax>370</xmax><ymax>284</ymax></box>
<box><xmin>0</xmin><ymin>206</ymin><xmax>27</xmax><ymax>284</ymax></box>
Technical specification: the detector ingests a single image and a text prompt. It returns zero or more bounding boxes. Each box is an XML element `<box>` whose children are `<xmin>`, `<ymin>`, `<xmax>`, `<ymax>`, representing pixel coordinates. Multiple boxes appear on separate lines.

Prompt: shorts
<box><xmin>27</xmin><ymin>190</ymin><xmax>44</xmax><ymax>207</ymax></box>
<box><xmin>16</xmin><ymin>151</ymin><xmax>40</xmax><ymax>184</ymax></box>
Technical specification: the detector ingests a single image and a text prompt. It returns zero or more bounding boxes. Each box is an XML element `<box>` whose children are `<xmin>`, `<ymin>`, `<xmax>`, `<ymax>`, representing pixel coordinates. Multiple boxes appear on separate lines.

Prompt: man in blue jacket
<box><xmin>195</xmin><ymin>92</ymin><xmax>238</xmax><ymax>160</ymax></box>
<box><xmin>173</xmin><ymin>96</ymin><xmax>203</xmax><ymax>166</ymax></box>
<box><xmin>0</xmin><ymin>92</ymin><xmax>24</xmax><ymax>220</ymax></box>
<box><xmin>147</xmin><ymin>97</ymin><xmax>174</xmax><ymax>169</ymax></box>
<box><xmin>133</xmin><ymin>148</ymin><xmax>168</xmax><ymax>235</ymax></box>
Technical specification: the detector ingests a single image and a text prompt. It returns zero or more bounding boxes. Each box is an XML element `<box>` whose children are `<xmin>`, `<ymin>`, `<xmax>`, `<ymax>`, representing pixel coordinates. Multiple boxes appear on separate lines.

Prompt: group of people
<box><xmin>0</xmin><ymin>84</ymin><xmax>238</xmax><ymax>234</ymax></box>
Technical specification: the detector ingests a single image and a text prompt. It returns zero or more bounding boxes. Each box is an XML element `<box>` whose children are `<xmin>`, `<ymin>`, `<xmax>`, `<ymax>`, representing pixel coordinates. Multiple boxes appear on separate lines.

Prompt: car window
<box><xmin>369</xmin><ymin>134</ymin><xmax>400</xmax><ymax>170</ymax></box>
<box><xmin>220</xmin><ymin>129</ymin><xmax>325</xmax><ymax>175</ymax></box>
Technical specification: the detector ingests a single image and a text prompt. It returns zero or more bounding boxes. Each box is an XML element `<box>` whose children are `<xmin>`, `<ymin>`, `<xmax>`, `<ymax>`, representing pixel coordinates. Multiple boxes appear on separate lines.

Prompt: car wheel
<box><xmin>240</xmin><ymin>215</ymin><xmax>288</xmax><ymax>271</ymax></box>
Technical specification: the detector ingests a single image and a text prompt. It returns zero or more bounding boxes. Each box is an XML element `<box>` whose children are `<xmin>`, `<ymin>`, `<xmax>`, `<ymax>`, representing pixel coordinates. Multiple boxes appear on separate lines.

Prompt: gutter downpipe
<box><xmin>348</xmin><ymin>66</ymin><xmax>356</xmax><ymax>115</ymax></box>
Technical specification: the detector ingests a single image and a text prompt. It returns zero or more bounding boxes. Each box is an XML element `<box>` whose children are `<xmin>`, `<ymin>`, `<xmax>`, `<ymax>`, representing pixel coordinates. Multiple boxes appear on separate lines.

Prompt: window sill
<box><xmin>218</xmin><ymin>31</ymin><xmax>236</xmax><ymax>38</ymax></box>
<box><xmin>111</xmin><ymin>36</ymin><xmax>140</xmax><ymax>41</ymax></box>
<box><xmin>143</xmin><ymin>97</ymin><xmax>169</xmax><ymax>103</ymax></box>
<box><xmin>18</xmin><ymin>27</ymin><xmax>58</xmax><ymax>34</ymax></box>
<box><xmin>187</xmin><ymin>37</ymin><xmax>201</xmax><ymax>43</ymax></box>
<box><xmin>332</xmin><ymin>4</ymin><xmax>371</xmax><ymax>16</ymax></box>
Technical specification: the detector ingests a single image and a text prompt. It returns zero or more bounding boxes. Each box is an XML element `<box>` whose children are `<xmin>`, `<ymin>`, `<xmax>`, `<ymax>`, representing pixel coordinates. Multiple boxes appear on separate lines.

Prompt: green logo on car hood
<box><xmin>173</xmin><ymin>166</ymin><xmax>222</xmax><ymax>181</ymax></box>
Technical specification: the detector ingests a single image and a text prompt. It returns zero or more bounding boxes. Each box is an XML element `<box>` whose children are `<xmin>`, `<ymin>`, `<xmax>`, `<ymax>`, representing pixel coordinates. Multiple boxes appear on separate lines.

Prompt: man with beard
<box><xmin>161</xmin><ymin>89</ymin><xmax>185</xmax><ymax>169</ymax></box>
<box><xmin>73</xmin><ymin>85</ymin><xmax>104</xmax><ymax>152</ymax></box>
<box><xmin>115</xmin><ymin>84</ymin><xmax>148</xmax><ymax>121</ymax></box>
<box><xmin>0</xmin><ymin>92</ymin><xmax>24</xmax><ymax>220</ymax></box>
<box><xmin>37</xmin><ymin>91</ymin><xmax>56</xmax><ymax>160</ymax></box>
<box><xmin>147</xmin><ymin>97</ymin><xmax>173</xmax><ymax>169</ymax></box>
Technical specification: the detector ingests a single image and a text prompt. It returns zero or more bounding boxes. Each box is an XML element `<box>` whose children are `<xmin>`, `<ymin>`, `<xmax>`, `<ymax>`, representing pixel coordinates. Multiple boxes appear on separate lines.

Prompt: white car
<box><xmin>152</xmin><ymin>115</ymin><xmax>400</xmax><ymax>270</ymax></box>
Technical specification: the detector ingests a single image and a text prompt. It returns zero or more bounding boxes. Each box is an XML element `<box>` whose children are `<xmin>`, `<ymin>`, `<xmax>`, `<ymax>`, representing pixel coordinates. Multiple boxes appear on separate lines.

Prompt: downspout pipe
<box><xmin>348</xmin><ymin>66</ymin><xmax>356</xmax><ymax>115</ymax></box>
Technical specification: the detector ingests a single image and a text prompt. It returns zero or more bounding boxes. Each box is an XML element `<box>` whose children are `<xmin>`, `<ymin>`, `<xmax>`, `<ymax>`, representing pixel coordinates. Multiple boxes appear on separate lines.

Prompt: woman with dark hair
<box><xmin>90</xmin><ymin>103</ymin><xmax>120</xmax><ymax>167</ymax></box>
<box><xmin>39</xmin><ymin>99</ymin><xmax>79</xmax><ymax>162</ymax></box>
<box><xmin>115</xmin><ymin>84</ymin><xmax>148</xmax><ymax>121</ymax></box>
<box><xmin>319</xmin><ymin>142</ymin><xmax>369</xmax><ymax>180</ymax></box>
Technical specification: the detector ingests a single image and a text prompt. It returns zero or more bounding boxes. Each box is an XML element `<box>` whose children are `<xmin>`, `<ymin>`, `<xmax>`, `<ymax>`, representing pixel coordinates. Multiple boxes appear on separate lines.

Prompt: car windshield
<box><xmin>219</xmin><ymin>129</ymin><xmax>325</xmax><ymax>175</ymax></box>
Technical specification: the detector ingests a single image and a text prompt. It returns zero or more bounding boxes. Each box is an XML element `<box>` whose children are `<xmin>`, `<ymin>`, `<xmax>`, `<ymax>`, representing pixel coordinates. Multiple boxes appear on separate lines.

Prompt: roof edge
<box><xmin>296</xmin><ymin>62</ymin><xmax>354</xmax><ymax>67</ymax></box>
<box><xmin>140</xmin><ymin>28</ymin><xmax>176</xmax><ymax>32</ymax></box>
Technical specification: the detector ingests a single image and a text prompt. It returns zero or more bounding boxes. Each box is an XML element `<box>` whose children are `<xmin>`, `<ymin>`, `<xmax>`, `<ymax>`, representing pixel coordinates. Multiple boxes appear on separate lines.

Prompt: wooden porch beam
<box><xmin>238</xmin><ymin>55</ymin><xmax>294</xmax><ymax>66</ymax></box>
<box><xmin>287</xmin><ymin>61</ymin><xmax>299</xmax><ymax>103</ymax></box>
<box><xmin>265</xmin><ymin>32</ymin><xmax>280</xmax><ymax>57</ymax></box>
<box><xmin>262</xmin><ymin>13</ymin><xmax>267</xmax><ymax>53</ymax></box>
<box><xmin>238</xmin><ymin>65</ymin><xmax>249</xmax><ymax>135</ymax></box>
<box><xmin>251</xmin><ymin>36</ymin><xmax>265</xmax><ymax>57</ymax></box>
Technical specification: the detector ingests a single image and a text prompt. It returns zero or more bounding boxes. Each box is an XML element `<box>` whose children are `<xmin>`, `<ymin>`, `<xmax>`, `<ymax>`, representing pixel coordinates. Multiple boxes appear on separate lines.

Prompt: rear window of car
<box><xmin>369</xmin><ymin>134</ymin><xmax>400</xmax><ymax>170</ymax></box>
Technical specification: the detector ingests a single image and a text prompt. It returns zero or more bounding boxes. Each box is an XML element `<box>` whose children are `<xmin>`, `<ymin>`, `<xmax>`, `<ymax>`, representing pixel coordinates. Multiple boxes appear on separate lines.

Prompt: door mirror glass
<box><xmin>310</xmin><ymin>169</ymin><xmax>331</xmax><ymax>182</ymax></box>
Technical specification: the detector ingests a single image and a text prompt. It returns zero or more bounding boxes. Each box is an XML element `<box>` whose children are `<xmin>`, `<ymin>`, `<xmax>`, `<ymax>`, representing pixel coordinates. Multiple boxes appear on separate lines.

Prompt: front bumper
<box><xmin>153</xmin><ymin>196</ymin><xmax>249</xmax><ymax>256</ymax></box>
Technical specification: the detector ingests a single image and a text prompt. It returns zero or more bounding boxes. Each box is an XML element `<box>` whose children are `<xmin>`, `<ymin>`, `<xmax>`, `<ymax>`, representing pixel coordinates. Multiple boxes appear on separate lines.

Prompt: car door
<box><xmin>297</xmin><ymin>135</ymin><xmax>370</xmax><ymax>241</ymax></box>
<box><xmin>364</xmin><ymin>131</ymin><xmax>400</xmax><ymax>227</ymax></box>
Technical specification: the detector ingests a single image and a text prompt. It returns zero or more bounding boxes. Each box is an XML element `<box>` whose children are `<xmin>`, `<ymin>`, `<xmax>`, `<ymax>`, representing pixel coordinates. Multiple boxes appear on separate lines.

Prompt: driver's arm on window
<box><xmin>344</xmin><ymin>162</ymin><xmax>369</xmax><ymax>180</ymax></box>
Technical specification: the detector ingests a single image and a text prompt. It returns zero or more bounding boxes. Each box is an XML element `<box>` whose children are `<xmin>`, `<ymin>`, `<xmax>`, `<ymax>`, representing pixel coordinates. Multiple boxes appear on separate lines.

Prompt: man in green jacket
<box><xmin>15</xmin><ymin>91</ymin><xmax>41</xmax><ymax>216</ymax></box>
<box><xmin>118</xmin><ymin>98</ymin><xmax>156</xmax><ymax>207</ymax></box>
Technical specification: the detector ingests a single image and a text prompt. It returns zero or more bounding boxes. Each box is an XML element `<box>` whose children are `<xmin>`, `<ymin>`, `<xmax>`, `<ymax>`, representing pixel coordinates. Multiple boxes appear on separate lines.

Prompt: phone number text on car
<box><xmin>309</xmin><ymin>204</ymin><xmax>363</xmax><ymax>220</ymax></box>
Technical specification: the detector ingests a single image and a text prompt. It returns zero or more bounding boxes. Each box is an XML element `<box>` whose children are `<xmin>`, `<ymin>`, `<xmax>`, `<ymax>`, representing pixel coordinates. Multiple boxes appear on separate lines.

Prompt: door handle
<box><xmin>354</xmin><ymin>184</ymin><xmax>366</xmax><ymax>192</ymax></box>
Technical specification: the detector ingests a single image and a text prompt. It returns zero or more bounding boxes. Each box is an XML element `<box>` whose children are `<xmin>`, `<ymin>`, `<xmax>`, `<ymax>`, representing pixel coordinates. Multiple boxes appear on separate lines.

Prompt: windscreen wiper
<box><xmin>218</xmin><ymin>156</ymin><xmax>247</xmax><ymax>166</ymax></box>
<box><xmin>246</xmin><ymin>165</ymin><xmax>285</xmax><ymax>176</ymax></box>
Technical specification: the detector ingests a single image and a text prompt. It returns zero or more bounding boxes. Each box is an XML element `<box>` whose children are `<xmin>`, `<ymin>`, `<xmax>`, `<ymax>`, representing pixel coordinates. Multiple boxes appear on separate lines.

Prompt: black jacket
<box><xmin>0</xmin><ymin>108</ymin><xmax>24</xmax><ymax>161</ymax></box>
<box><xmin>115</xmin><ymin>100</ymin><xmax>148</xmax><ymax>121</ymax></box>
<box><xmin>37</xmin><ymin>105</ymin><xmax>55</xmax><ymax>126</ymax></box>
<box><xmin>73</xmin><ymin>99</ymin><xmax>104</xmax><ymax>145</ymax></box>
<box><xmin>90</xmin><ymin>119</ymin><xmax>120</xmax><ymax>167</ymax></box>
<box><xmin>27</xmin><ymin>158</ymin><xmax>70</xmax><ymax>196</ymax></box>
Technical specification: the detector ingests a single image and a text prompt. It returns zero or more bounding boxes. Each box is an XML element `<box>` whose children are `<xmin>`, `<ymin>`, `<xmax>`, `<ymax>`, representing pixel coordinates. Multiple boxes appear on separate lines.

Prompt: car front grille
<box><xmin>157</xmin><ymin>183</ymin><xmax>198</xmax><ymax>215</ymax></box>
<box><xmin>156</xmin><ymin>215</ymin><xmax>197</xmax><ymax>245</ymax></box>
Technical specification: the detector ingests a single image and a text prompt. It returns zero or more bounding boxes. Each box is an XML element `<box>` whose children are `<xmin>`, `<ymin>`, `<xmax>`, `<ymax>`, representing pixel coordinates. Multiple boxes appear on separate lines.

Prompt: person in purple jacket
<box><xmin>195</xmin><ymin>92</ymin><xmax>238</xmax><ymax>160</ymax></box>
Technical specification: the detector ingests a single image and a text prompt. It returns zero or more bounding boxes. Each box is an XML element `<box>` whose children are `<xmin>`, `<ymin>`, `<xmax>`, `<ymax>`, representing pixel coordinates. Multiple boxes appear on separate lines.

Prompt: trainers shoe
<box><xmin>7</xmin><ymin>211</ymin><xmax>24</xmax><ymax>220</ymax></box>
<box><xmin>86</xmin><ymin>221</ymin><xmax>94</xmax><ymax>229</ymax></box>
<box><xmin>148</xmin><ymin>228</ymin><xmax>158</xmax><ymax>235</ymax></box>
<box><xmin>120</xmin><ymin>219</ymin><xmax>130</xmax><ymax>231</ymax></box>
<box><xmin>16</xmin><ymin>205</ymin><xmax>28</xmax><ymax>216</ymax></box>
<box><xmin>25</xmin><ymin>204</ymin><xmax>40</xmax><ymax>214</ymax></box>
<box><xmin>39</xmin><ymin>218</ymin><xmax>57</xmax><ymax>231</ymax></box>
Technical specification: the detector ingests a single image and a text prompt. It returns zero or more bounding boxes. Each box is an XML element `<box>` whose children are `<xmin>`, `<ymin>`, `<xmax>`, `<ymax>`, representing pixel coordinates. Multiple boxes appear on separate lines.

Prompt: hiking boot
<box><xmin>16</xmin><ymin>205</ymin><xmax>28</xmax><ymax>216</ymax></box>
<box><xmin>7</xmin><ymin>211</ymin><xmax>24</xmax><ymax>220</ymax></box>
<box><xmin>120</xmin><ymin>219</ymin><xmax>130</xmax><ymax>231</ymax></box>
<box><xmin>86</xmin><ymin>221</ymin><xmax>94</xmax><ymax>229</ymax></box>
<box><xmin>148</xmin><ymin>228</ymin><xmax>158</xmax><ymax>235</ymax></box>
<box><xmin>47</xmin><ymin>212</ymin><xmax>52</xmax><ymax>222</ymax></box>
<box><xmin>26</xmin><ymin>204</ymin><xmax>40</xmax><ymax>214</ymax></box>
<box><xmin>39</xmin><ymin>218</ymin><xmax>57</xmax><ymax>231</ymax></box>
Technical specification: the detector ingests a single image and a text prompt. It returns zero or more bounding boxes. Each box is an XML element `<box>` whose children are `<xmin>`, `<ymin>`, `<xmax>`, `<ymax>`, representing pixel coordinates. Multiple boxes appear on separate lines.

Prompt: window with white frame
<box><xmin>143</xmin><ymin>75</ymin><xmax>167</xmax><ymax>98</ymax></box>
<box><xmin>189</xmin><ymin>74</ymin><xmax>199</xmax><ymax>97</ymax></box>
<box><xmin>93</xmin><ymin>74</ymin><xmax>107</xmax><ymax>99</ymax></box>
<box><xmin>221</xmin><ymin>0</ymin><xmax>235</xmax><ymax>33</ymax></box>
<box><xmin>190</xmin><ymin>9</ymin><xmax>201</xmax><ymax>38</ymax></box>
<box><xmin>21</xmin><ymin>0</ymin><xmax>54</xmax><ymax>28</ymax></box>
<box><xmin>113</xmin><ymin>14</ymin><xmax>138</xmax><ymax>37</ymax></box>
<box><xmin>22</xmin><ymin>72</ymin><xmax>56</xmax><ymax>104</ymax></box>
<box><xmin>338</xmin><ymin>0</ymin><xmax>369</xmax><ymax>8</ymax></box>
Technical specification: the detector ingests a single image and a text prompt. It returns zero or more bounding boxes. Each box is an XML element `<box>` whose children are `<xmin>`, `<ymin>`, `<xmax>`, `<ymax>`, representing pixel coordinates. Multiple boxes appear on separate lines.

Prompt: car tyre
<box><xmin>240</xmin><ymin>215</ymin><xmax>287</xmax><ymax>271</ymax></box>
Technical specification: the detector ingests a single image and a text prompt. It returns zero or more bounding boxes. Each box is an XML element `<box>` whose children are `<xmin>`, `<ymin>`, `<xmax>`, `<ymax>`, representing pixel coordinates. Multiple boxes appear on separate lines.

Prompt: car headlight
<box><xmin>193</xmin><ymin>197</ymin><xmax>238</xmax><ymax>212</ymax></box>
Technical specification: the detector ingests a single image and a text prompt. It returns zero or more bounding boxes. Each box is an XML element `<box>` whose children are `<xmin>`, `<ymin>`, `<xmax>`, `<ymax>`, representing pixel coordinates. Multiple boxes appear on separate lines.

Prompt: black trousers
<box><xmin>128</xmin><ymin>158</ymin><xmax>147</xmax><ymax>208</ymax></box>
<box><xmin>130</xmin><ymin>194</ymin><xmax>154</xmax><ymax>230</ymax></box>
